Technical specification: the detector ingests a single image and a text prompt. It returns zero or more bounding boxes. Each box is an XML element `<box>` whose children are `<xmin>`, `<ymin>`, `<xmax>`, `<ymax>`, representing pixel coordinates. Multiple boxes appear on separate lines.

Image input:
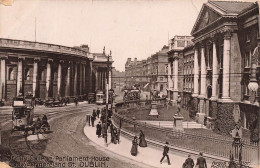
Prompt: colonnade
<box><xmin>0</xmin><ymin>56</ymin><xmax>92</xmax><ymax>102</ymax></box>
<box><xmin>95</xmin><ymin>68</ymin><xmax>112</xmax><ymax>91</ymax></box>
<box><xmin>193</xmin><ymin>31</ymin><xmax>232</xmax><ymax>123</ymax></box>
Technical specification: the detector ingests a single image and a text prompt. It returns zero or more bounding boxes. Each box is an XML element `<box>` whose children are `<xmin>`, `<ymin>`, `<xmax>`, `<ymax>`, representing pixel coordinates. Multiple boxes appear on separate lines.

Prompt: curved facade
<box><xmin>0</xmin><ymin>38</ymin><xmax>112</xmax><ymax>105</ymax></box>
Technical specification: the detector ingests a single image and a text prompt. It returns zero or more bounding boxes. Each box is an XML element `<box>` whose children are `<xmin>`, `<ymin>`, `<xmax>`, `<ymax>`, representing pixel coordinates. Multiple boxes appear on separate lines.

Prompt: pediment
<box><xmin>191</xmin><ymin>4</ymin><xmax>223</xmax><ymax>35</ymax></box>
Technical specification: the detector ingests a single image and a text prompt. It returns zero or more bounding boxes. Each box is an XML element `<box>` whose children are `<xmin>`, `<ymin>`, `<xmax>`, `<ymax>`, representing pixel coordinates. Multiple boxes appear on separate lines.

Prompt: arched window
<box><xmin>24</xmin><ymin>68</ymin><xmax>30</xmax><ymax>80</ymax></box>
<box><xmin>8</xmin><ymin>67</ymin><xmax>14</xmax><ymax>80</ymax></box>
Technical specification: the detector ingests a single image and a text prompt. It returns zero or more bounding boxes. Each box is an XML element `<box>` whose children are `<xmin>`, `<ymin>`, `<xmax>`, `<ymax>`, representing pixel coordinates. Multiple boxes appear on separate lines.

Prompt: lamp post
<box><xmin>248</xmin><ymin>2</ymin><xmax>260</xmax><ymax>166</ymax></box>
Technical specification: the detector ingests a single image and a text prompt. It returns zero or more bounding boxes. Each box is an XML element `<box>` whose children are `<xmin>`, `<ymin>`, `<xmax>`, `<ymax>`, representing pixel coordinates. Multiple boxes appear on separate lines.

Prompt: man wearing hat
<box><xmin>183</xmin><ymin>154</ymin><xmax>194</xmax><ymax>168</ymax></box>
<box><xmin>196</xmin><ymin>152</ymin><xmax>207</xmax><ymax>168</ymax></box>
<box><xmin>160</xmin><ymin>142</ymin><xmax>171</xmax><ymax>165</ymax></box>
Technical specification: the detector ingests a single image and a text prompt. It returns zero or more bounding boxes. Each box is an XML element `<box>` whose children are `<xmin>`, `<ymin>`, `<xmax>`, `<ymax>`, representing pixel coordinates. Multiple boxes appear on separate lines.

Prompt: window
<box><xmin>160</xmin><ymin>84</ymin><xmax>163</xmax><ymax>91</ymax></box>
<box><xmin>24</xmin><ymin>68</ymin><xmax>30</xmax><ymax>80</ymax></box>
<box><xmin>246</xmin><ymin>34</ymin><xmax>250</xmax><ymax>43</ymax></box>
<box><xmin>8</xmin><ymin>67</ymin><xmax>15</xmax><ymax>80</ymax></box>
<box><xmin>165</xmin><ymin>65</ymin><xmax>168</xmax><ymax>74</ymax></box>
<box><xmin>244</xmin><ymin>52</ymin><xmax>250</xmax><ymax>68</ymax></box>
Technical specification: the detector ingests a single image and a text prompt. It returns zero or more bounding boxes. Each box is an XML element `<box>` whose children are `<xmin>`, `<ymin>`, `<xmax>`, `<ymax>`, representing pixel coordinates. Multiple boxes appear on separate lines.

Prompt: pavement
<box><xmin>84</xmin><ymin>117</ymin><xmax>213</xmax><ymax>168</ymax></box>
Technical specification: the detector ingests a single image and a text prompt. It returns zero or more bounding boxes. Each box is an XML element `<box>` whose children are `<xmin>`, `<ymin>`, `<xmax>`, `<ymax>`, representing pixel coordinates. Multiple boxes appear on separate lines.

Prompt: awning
<box><xmin>143</xmin><ymin>83</ymin><xmax>149</xmax><ymax>89</ymax></box>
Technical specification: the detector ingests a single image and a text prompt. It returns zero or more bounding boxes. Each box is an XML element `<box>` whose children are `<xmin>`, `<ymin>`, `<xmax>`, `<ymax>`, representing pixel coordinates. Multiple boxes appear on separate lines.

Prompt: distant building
<box><xmin>167</xmin><ymin>35</ymin><xmax>193</xmax><ymax>103</ymax></box>
<box><xmin>125</xmin><ymin>45</ymin><xmax>169</xmax><ymax>95</ymax></box>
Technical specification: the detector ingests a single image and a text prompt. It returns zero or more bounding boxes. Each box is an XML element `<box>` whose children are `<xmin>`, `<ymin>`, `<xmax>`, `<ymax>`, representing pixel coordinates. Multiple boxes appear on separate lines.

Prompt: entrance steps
<box><xmin>139</xmin><ymin>120</ymin><xmax>206</xmax><ymax>129</ymax></box>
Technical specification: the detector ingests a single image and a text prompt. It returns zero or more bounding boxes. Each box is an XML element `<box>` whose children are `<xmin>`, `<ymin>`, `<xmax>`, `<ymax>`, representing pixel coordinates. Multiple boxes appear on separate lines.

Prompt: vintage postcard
<box><xmin>0</xmin><ymin>0</ymin><xmax>259</xmax><ymax>167</ymax></box>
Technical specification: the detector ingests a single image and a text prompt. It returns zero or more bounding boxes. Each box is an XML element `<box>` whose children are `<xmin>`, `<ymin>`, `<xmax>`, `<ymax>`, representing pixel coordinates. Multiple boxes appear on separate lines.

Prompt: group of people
<box><xmin>130</xmin><ymin>130</ymin><xmax>148</xmax><ymax>156</ymax></box>
<box><xmin>159</xmin><ymin>141</ymin><xmax>207</xmax><ymax>168</ymax></box>
<box><xmin>92</xmin><ymin>107</ymin><xmax>121</xmax><ymax>144</ymax></box>
<box><xmin>182</xmin><ymin>152</ymin><xmax>207</xmax><ymax>168</ymax></box>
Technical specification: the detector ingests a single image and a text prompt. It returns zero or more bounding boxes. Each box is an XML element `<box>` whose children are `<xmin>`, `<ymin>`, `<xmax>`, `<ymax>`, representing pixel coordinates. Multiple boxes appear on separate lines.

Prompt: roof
<box><xmin>209</xmin><ymin>1</ymin><xmax>255</xmax><ymax>14</ymax></box>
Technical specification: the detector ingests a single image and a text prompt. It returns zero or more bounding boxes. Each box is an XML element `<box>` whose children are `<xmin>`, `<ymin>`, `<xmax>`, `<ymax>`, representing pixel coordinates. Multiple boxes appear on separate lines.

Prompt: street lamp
<box><xmin>248</xmin><ymin>46</ymin><xmax>260</xmax><ymax>166</ymax></box>
<box><xmin>247</xmin><ymin>3</ymin><xmax>260</xmax><ymax>166</ymax></box>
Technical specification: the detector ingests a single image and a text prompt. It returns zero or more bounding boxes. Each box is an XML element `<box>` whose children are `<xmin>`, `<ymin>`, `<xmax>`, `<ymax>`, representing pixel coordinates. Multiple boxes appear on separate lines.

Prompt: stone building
<box><xmin>0</xmin><ymin>39</ymin><xmax>112</xmax><ymax>105</ymax></box>
<box><xmin>125</xmin><ymin>45</ymin><xmax>169</xmax><ymax>95</ymax></box>
<box><xmin>183</xmin><ymin>0</ymin><xmax>259</xmax><ymax>134</ymax></box>
<box><xmin>167</xmin><ymin>35</ymin><xmax>193</xmax><ymax>103</ymax></box>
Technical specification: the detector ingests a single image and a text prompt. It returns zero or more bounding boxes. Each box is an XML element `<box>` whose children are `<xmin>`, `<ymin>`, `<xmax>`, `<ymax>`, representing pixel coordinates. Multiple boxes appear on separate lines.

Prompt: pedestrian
<box><xmin>116</xmin><ymin>128</ymin><xmax>120</xmax><ymax>144</ymax></box>
<box><xmin>96</xmin><ymin>108</ymin><xmax>100</xmax><ymax>118</ymax></box>
<box><xmin>139</xmin><ymin>130</ymin><xmax>147</xmax><ymax>147</ymax></box>
<box><xmin>160</xmin><ymin>142</ymin><xmax>171</xmax><ymax>165</ymax></box>
<box><xmin>96</xmin><ymin>121</ymin><xmax>102</xmax><ymax>138</ymax></box>
<box><xmin>130</xmin><ymin>136</ymin><xmax>138</xmax><ymax>156</ymax></box>
<box><xmin>91</xmin><ymin>114</ymin><xmax>95</xmax><ymax>127</ymax></box>
<box><xmin>112</xmin><ymin>128</ymin><xmax>118</xmax><ymax>144</ymax></box>
<box><xmin>110</xmin><ymin>124</ymin><xmax>114</xmax><ymax>142</ymax></box>
<box><xmin>74</xmin><ymin>97</ymin><xmax>78</xmax><ymax>106</ymax></box>
<box><xmin>183</xmin><ymin>154</ymin><xmax>194</xmax><ymax>168</ymax></box>
<box><xmin>101</xmin><ymin>122</ymin><xmax>106</xmax><ymax>138</ymax></box>
<box><xmin>196</xmin><ymin>152</ymin><xmax>207</xmax><ymax>168</ymax></box>
<box><xmin>92</xmin><ymin>109</ymin><xmax>97</xmax><ymax>119</ymax></box>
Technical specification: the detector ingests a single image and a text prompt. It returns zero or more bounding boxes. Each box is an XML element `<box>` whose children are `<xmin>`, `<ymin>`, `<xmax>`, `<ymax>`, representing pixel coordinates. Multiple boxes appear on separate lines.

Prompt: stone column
<box><xmin>32</xmin><ymin>58</ymin><xmax>40</xmax><ymax>97</ymax></box>
<box><xmin>82</xmin><ymin>63</ymin><xmax>86</xmax><ymax>95</ymax></box>
<box><xmin>65</xmin><ymin>62</ymin><xmax>71</xmax><ymax>97</ymax></box>
<box><xmin>200</xmin><ymin>45</ymin><xmax>206</xmax><ymax>98</ymax></box>
<box><xmin>173</xmin><ymin>52</ymin><xmax>179</xmax><ymax>101</ymax></box>
<box><xmin>57</xmin><ymin>60</ymin><xmax>63</xmax><ymax>97</ymax></box>
<box><xmin>95</xmin><ymin>70</ymin><xmax>98</xmax><ymax>91</ymax></box>
<box><xmin>193</xmin><ymin>47</ymin><xmax>199</xmax><ymax>97</ymax></box>
<box><xmin>222</xmin><ymin>31</ymin><xmax>232</xmax><ymax>100</ymax></box>
<box><xmin>17</xmin><ymin>57</ymin><xmax>24</xmax><ymax>96</ymax></box>
<box><xmin>0</xmin><ymin>56</ymin><xmax>7</xmax><ymax>100</ymax></box>
<box><xmin>109</xmin><ymin>70</ymin><xmax>112</xmax><ymax>90</ymax></box>
<box><xmin>211</xmin><ymin>40</ymin><xmax>218</xmax><ymax>100</ymax></box>
<box><xmin>79</xmin><ymin>63</ymin><xmax>83</xmax><ymax>95</ymax></box>
<box><xmin>74</xmin><ymin>62</ymin><xmax>78</xmax><ymax>96</ymax></box>
<box><xmin>197</xmin><ymin>44</ymin><xmax>206</xmax><ymax>124</ymax></box>
<box><xmin>89</xmin><ymin>61</ymin><xmax>93</xmax><ymax>93</ymax></box>
<box><xmin>46</xmin><ymin>59</ymin><xmax>52</xmax><ymax>99</ymax></box>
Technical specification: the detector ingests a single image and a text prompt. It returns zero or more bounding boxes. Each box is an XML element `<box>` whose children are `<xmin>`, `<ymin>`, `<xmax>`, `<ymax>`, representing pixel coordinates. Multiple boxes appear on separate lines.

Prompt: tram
<box><xmin>12</xmin><ymin>94</ymin><xmax>34</xmax><ymax>131</ymax></box>
<box><xmin>96</xmin><ymin>90</ymin><xmax>113</xmax><ymax>105</ymax></box>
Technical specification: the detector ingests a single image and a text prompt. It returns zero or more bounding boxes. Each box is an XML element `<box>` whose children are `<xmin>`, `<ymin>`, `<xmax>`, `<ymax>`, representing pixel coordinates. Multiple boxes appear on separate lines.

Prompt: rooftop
<box><xmin>209</xmin><ymin>0</ymin><xmax>255</xmax><ymax>14</ymax></box>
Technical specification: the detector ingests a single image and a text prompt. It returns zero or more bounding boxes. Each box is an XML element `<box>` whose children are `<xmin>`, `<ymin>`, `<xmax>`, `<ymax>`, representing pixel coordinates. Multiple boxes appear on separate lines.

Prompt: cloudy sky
<box><xmin>0</xmin><ymin>0</ymin><xmax>244</xmax><ymax>71</ymax></box>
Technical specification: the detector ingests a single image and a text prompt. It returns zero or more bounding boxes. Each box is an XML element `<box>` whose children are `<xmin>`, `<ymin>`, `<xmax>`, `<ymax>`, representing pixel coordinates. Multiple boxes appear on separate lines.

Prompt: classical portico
<box><xmin>190</xmin><ymin>0</ymin><xmax>245</xmax><ymax>133</ymax></box>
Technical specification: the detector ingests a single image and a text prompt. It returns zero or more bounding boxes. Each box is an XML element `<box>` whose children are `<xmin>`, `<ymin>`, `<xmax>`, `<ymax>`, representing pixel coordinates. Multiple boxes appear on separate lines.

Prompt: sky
<box><xmin>0</xmin><ymin>0</ymin><xmax>254</xmax><ymax>71</ymax></box>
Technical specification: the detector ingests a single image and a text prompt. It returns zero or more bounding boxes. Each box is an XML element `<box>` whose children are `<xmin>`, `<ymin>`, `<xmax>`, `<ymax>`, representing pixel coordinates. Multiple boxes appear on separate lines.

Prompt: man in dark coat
<box><xmin>96</xmin><ymin>121</ymin><xmax>102</xmax><ymax>138</ymax></box>
<box><xmin>196</xmin><ymin>152</ymin><xmax>207</xmax><ymax>168</ymax></box>
<box><xmin>160</xmin><ymin>142</ymin><xmax>171</xmax><ymax>165</ymax></box>
<box><xmin>91</xmin><ymin>114</ymin><xmax>95</xmax><ymax>127</ymax></box>
<box><xmin>96</xmin><ymin>108</ymin><xmax>100</xmax><ymax>118</ymax></box>
<box><xmin>183</xmin><ymin>154</ymin><xmax>194</xmax><ymax>168</ymax></box>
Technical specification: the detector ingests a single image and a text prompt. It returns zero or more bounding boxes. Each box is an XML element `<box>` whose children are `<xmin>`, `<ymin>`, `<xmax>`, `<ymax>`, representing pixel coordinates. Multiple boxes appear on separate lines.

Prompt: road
<box><xmin>1</xmin><ymin>103</ymin><xmax>149</xmax><ymax>168</ymax></box>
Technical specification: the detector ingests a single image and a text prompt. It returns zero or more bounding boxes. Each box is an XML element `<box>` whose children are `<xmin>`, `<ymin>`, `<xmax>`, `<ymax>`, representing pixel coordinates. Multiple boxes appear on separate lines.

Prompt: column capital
<box><xmin>34</xmin><ymin>57</ymin><xmax>40</xmax><ymax>62</ymax></box>
<box><xmin>59</xmin><ymin>60</ymin><xmax>64</xmax><ymax>64</ymax></box>
<box><xmin>47</xmin><ymin>58</ymin><xmax>53</xmax><ymax>63</ymax></box>
<box><xmin>0</xmin><ymin>55</ymin><xmax>8</xmax><ymax>60</ymax></box>
<box><xmin>200</xmin><ymin>43</ymin><xmax>205</xmax><ymax>48</ymax></box>
<box><xmin>223</xmin><ymin>30</ymin><xmax>232</xmax><ymax>40</ymax></box>
<box><xmin>18</xmin><ymin>56</ymin><xmax>26</xmax><ymax>61</ymax></box>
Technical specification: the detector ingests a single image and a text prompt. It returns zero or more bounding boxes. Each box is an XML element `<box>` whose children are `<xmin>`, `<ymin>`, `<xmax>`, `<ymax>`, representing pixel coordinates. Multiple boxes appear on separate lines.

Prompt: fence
<box><xmin>113</xmin><ymin>100</ymin><xmax>258</xmax><ymax>166</ymax></box>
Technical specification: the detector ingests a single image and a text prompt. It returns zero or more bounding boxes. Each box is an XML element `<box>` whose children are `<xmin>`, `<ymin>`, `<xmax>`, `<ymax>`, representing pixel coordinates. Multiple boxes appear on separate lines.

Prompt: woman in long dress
<box><xmin>130</xmin><ymin>136</ymin><xmax>138</xmax><ymax>156</ymax></box>
<box><xmin>139</xmin><ymin>130</ymin><xmax>147</xmax><ymax>147</ymax></box>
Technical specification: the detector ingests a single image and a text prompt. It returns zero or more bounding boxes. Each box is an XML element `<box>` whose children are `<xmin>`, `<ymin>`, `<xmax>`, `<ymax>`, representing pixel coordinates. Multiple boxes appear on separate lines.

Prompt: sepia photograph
<box><xmin>0</xmin><ymin>0</ymin><xmax>259</xmax><ymax>167</ymax></box>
